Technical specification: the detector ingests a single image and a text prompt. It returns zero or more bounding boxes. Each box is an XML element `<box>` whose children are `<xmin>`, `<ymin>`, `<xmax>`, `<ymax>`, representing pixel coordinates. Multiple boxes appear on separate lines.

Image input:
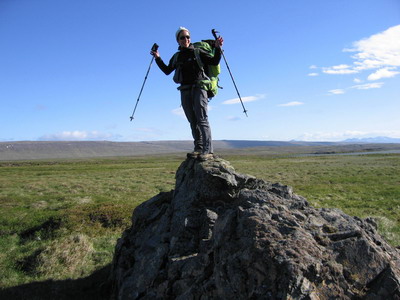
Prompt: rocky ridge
<box><xmin>110</xmin><ymin>157</ymin><xmax>400</xmax><ymax>299</ymax></box>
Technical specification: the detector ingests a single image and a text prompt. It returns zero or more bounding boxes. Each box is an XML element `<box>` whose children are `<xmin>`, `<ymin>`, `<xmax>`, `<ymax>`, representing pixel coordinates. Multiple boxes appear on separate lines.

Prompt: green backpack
<box><xmin>193</xmin><ymin>40</ymin><xmax>221</xmax><ymax>98</ymax></box>
<box><xmin>173</xmin><ymin>40</ymin><xmax>221</xmax><ymax>98</ymax></box>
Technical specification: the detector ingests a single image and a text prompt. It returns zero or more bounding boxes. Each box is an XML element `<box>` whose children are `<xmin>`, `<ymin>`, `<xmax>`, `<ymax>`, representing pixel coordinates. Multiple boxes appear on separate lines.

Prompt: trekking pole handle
<box><xmin>211</xmin><ymin>29</ymin><xmax>219</xmax><ymax>40</ymax></box>
<box><xmin>151</xmin><ymin>43</ymin><xmax>159</xmax><ymax>52</ymax></box>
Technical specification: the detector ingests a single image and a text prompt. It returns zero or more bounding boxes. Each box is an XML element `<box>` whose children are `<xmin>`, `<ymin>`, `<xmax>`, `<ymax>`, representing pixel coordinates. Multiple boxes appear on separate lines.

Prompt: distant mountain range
<box><xmin>0</xmin><ymin>138</ymin><xmax>399</xmax><ymax>161</ymax></box>
<box><xmin>343</xmin><ymin>137</ymin><xmax>400</xmax><ymax>143</ymax></box>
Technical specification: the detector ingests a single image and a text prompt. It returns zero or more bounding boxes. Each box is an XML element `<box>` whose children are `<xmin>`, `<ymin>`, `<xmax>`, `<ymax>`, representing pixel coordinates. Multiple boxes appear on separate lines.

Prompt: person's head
<box><xmin>176</xmin><ymin>26</ymin><xmax>191</xmax><ymax>48</ymax></box>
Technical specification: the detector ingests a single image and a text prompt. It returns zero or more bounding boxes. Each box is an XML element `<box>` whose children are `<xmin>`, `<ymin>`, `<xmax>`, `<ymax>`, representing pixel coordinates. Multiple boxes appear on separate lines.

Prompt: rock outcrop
<box><xmin>110</xmin><ymin>158</ymin><xmax>400</xmax><ymax>299</ymax></box>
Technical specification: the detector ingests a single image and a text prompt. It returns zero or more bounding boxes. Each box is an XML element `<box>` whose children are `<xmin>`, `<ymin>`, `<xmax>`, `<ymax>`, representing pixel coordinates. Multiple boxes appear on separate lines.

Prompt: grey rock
<box><xmin>110</xmin><ymin>158</ymin><xmax>400</xmax><ymax>299</ymax></box>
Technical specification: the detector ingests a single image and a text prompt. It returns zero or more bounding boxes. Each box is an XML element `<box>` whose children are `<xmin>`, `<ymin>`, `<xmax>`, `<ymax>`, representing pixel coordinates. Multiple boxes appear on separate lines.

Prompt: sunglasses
<box><xmin>179</xmin><ymin>35</ymin><xmax>190</xmax><ymax>40</ymax></box>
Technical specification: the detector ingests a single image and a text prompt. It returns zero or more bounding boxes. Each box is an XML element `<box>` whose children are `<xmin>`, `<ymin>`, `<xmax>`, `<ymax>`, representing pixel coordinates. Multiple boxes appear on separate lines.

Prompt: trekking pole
<box><xmin>212</xmin><ymin>29</ymin><xmax>248</xmax><ymax>117</ymax></box>
<box><xmin>130</xmin><ymin>43</ymin><xmax>159</xmax><ymax>121</ymax></box>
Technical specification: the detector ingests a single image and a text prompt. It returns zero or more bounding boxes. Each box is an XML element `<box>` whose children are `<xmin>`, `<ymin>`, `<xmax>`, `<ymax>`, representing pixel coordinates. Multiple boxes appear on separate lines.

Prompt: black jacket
<box><xmin>155</xmin><ymin>44</ymin><xmax>221</xmax><ymax>85</ymax></box>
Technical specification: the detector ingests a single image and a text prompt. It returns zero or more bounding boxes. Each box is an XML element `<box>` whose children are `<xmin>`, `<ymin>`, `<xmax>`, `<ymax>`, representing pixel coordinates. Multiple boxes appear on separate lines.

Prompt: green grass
<box><xmin>0</xmin><ymin>156</ymin><xmax>181</xmax><ymax>288</ymax></box>
<box><xmin>0</xmin><ymin>152</ymin><xmax>399</xmax><ymax>289</ymax></box>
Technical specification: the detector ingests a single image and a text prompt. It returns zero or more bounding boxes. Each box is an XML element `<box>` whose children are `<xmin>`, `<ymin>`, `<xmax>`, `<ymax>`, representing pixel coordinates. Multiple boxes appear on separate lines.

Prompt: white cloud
<box><xmin>333</xmin><ymin>64</ymin><xmax>351</xmax><ymax>70</ymax></box>
<box><xmin>351</xmin><ymin>82</ymin><xmax>384</xmax><ymax>90</ymax></box>
<box><xmin>172</xmin><ymin>105</ymin><xmax>213</xmax><ymax>119</ymax></box>
<box><xmin>309</xmin><ymin>65</ymin><xmax>318</xmax><ymax>69</ymax></box>
<box><xmin>297</xmin><ymin>130</ymin><xmax>400</xmax><ymax>142</ymax></box>
<box><xmin>327</xmin><ymin>82</ymin><xmax>383</xmax><ymax>95</ymax></box>
<box><xmin>323</xmin><ymin>69</ymin><xmax>358</xmax><ymax>75</ymax></box>
<box><xmin>308</xmin><ymin>73</ymin><xmax>319</xmax><ymax>76</ymax></box>
<box><xmin>136</xmin><ymin>127</ymin><xmax>158</xmax><ymax>133</ymax></box>
<box><xmin>348</xmin><ymin>25</ymin><xmax>400</xmax><ymax>70</ymax></box>
<box><xmin>323</xmin><ymin>64</ymin><xmax>358</xmax><ymax>75</ymax></box>
<box><xmin>320</xmin><ymin>25</ymin><xmax>400</xmax><ymax>80</ymax></box>
<box><xmin>298</xmin><ymin>131</ymin><xmax>364</xmax><ymax>141</ymax></box>
<box><xmin>223</xmin><ymin>94</ymin><xmax>265</xmax><ymax>105</ymax></box>
<box><xmin>129</xmin><ymin>127</ymin><xmax>166</xmax><ymax>141</ymax></box>
<box><xmin>278</xmin><ymin>101</ymin><xmax>304</xmax><ymax>107</ymax></box>
<box><xmin>172</xmin><ymin>107</ymin><xmax>185</xmax><ymax>118</ymax></box>
<box><xmin>353</xmin><ymin>78</ymin><xmax>362</xmax><ymax>83</ymax></box>
<box><xmin>39</xmin><ymin>130</ymin><xmax>115</xmax><ymax>141</ymax></box>
<box><xmin>328</xmin><ymin>89</ymin><xmax>345</xmax><ymax>95</ymax></box>
<box><xmin>227</xmin><ymin>116</ymin><xmax>241</xmax><ymax>121</ymax></box>
<box><xmin>367</xmin><ymin>68</ymin><xmax>400</xmax><ymax>81</ymax></box>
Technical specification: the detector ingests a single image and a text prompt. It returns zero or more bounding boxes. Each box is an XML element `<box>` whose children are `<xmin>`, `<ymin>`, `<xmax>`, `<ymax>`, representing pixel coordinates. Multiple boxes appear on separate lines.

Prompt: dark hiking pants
<box><xmin>180</xmin><ymin>85</ymin><xmax>213</xmax><ymax>154</ymax></box>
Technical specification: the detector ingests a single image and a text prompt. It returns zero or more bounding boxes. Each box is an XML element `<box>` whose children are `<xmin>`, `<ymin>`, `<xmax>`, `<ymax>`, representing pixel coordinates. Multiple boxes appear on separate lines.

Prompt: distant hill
<box><xmin>0</xmin><ymin>140</ymin><xmax>312</xmax><ymax>161</ymax></box>
<box><xmin>1</xmin><ymin>140</ymin><xmax>400</xmax><ymax>161</ymax></box>
<box><xmin>344</xmin><ymin>136</ymin><xmax>400</xmax><ymax>143</ymax></box>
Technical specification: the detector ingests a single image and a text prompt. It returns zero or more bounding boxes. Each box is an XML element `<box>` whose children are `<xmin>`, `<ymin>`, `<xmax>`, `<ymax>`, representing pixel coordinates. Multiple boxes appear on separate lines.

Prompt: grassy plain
<box><xmin>0</xmin><ymin>151</ymin><xmax>399</xmax><ymax>292</ymax></box>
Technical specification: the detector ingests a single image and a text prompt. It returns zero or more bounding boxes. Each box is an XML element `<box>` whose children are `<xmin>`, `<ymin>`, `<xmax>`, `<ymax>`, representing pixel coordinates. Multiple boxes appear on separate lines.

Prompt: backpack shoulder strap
<box><xmin>194</xmin><ymin>48</ymin><xmax>204</xmax><ymax>70</ymax></box>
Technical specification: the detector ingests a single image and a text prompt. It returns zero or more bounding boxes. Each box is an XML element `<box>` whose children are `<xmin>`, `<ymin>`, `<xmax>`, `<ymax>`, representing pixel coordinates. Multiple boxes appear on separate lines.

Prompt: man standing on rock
<box><xmin>150</xmin><ymin>27</ymin><xmax>223</xmax><ymax>161</ymax></box>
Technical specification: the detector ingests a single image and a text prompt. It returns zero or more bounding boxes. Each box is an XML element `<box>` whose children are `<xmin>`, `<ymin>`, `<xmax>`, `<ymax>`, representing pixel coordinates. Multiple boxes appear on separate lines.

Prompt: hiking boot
<box><xmin>187</xmin><ymin>151</ymin><xmax>201</xmax><ymax>159</ymax></box>
<box><xmin>198</xmin><ymin>153</ymin><xmax>214</xmax><ymax>161</ymax></box>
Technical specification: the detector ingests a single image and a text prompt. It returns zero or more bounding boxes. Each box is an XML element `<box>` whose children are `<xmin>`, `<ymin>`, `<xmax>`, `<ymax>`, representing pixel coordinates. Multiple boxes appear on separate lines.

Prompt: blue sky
<box><xmin>1</xmin><ymin>0</ymin><xmax>399</xmax><ymax>142</ymax></box>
